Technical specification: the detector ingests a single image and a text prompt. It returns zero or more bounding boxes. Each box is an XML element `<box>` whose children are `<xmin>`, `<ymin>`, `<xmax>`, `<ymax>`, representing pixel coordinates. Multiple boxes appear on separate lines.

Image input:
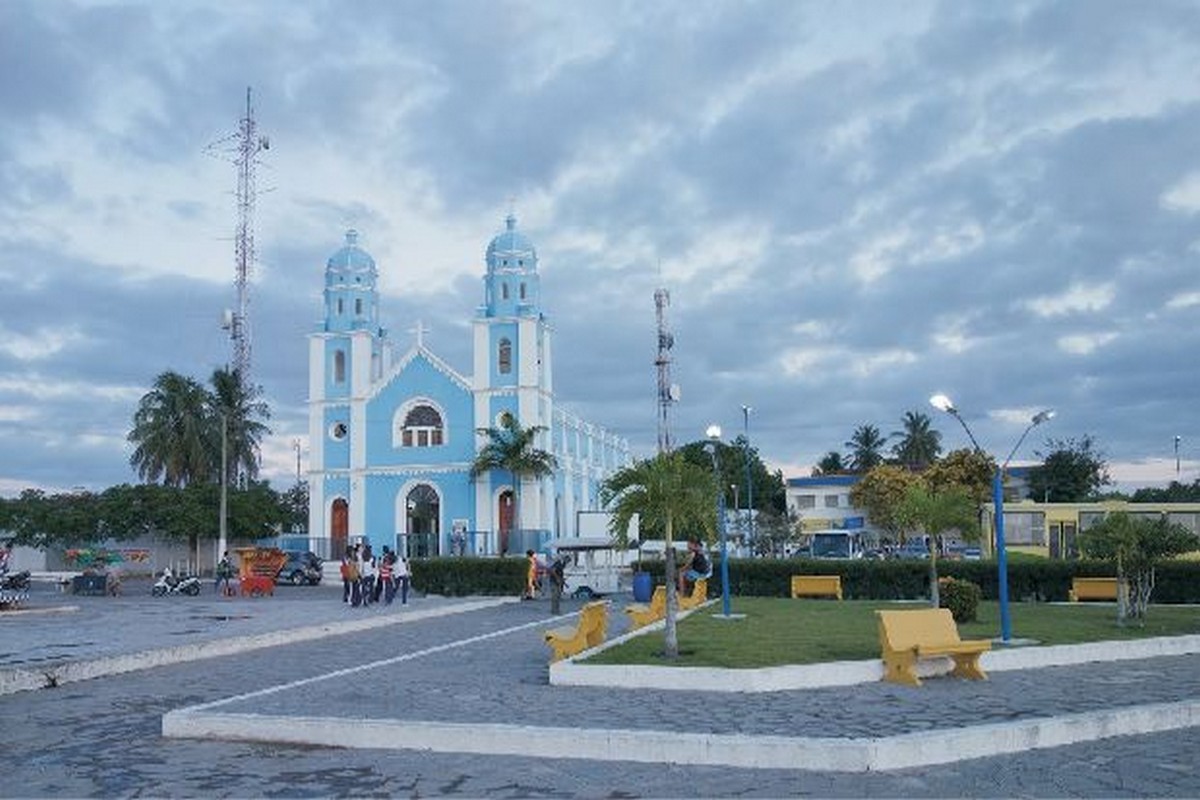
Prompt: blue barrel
<box><xmin>632</xmin><ymin>571</ymin><xmax>653</xmax><ymax>602</ymax></box>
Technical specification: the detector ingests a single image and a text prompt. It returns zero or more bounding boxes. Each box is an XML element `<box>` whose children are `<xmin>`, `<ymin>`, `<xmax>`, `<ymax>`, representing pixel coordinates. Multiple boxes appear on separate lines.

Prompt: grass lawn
<box><xmin>583</xmin><ymin>598</ymin><xmax>1200</xmax><ymax>668</ymax></box>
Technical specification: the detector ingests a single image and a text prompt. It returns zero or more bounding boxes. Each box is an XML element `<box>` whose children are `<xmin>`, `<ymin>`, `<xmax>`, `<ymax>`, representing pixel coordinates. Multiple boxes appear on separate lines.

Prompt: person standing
<box><xmin>215</xmin><ymin>551</ymin><xmax>234</xmax><ymax>596</ymax></box>
<box><xmin>360</xmin><ymin>544</ymin><xmax>376</xmax><ymax>607</ymax></box>
<box><xmin>394</xmin><ymin>554</ymin><xmax>411</xmax><ymax>605</ymax></box>
<box><xmin>379</xmin><ymin>549</ymin><xmax>396</xmax><ymax>605</ymax></box>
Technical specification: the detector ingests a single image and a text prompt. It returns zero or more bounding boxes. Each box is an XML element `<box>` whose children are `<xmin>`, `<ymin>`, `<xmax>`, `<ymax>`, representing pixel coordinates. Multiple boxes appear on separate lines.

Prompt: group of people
<box><xmin>340</xmin><ymin>543</ymin><xmax>410</xmax><ymax>607</ymax></box>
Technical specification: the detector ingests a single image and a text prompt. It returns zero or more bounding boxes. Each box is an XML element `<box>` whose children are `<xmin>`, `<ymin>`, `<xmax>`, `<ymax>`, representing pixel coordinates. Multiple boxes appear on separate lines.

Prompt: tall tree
<box><xmin>128</xmin><ymin>371</ymin><xmax>213</xmax><ymax>487</ymax></box>
<box><xmin>897</xmin><ymin>484</ymin><xmax>980</xmax><ymax>607</ymax></box>
<box><xmin>812</xmin><ymin>451</ymin><xmax>847</xmax><ymax>476</ymax></box>
<box><xmin>924</xmin><ymin>448</ymin><xmax>996</xmax><ymax>506</ymax></box>
<box><xmin>209</xmin><ymin>367</ymin><xmax>272</xmax><ymax>485</ymax></box>
<box><xmin>600</xmin><ymin>452</ymin><xmax>717</xmax><ymax>659</ymax></box>
<box><xmin>470</xmin><ymin>414</ymin><xmax>557</xmax><ymax>554</ymax></box>
<box><xmin>676</xmin><ymin>436</ymin><xmax>786</xmax><ymax>514</ymax></box>
<box><xmin>1028</xmin><ymin>435</ymin><xmax>1111</xmax><ymax>502</ymax></box>
<box><xmin>845</xmin><ymin>424</ymin><xmax>887</xmax><ymax>473</ymax></box>
<box><xmin>891</xmin><ymin>410</ymin><xmax>942</xmax><ymax>471</ymax></box>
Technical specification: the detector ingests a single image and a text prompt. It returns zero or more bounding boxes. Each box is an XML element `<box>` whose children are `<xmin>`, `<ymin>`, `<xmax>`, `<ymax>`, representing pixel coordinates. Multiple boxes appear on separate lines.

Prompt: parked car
<box><xmin>894</xmin><ymin>539</ymin><xmax>930</xmax><ymax>560</ymax></box>
<box><xmin>275</xmin><ymin>551</ymin><xmax>323</xmax><ymax>585</ymax></box>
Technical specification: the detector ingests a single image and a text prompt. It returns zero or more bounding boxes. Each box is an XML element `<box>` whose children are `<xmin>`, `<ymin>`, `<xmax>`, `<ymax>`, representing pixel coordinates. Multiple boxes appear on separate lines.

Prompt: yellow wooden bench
<box><xmin>791</xmin><ymin>574</ymin><xmax>842</xmax><ymax>600</ymax></box>
<box><xmin>1069</xmin><ymin>577</ymin><xmax>1118</xmax><ymax>602</ymax></box>
<box><xmin>678</xmin><ymin>577</ymin><xmax>709</xmax><ymax>611</ymax></box>
<box><xmin>876</xmin><ymin>608</ymin><xmax>991</xmax><ymax>687</ymax></box>
<box><xmin>544</xmin><ymin>600</ymin><xmax>608</xmax><ymax>662</ymax></box>
<box><xmin>625</xmin><ymin>585</ymin><xmax>666</xmax><ymax>630</ymax></box>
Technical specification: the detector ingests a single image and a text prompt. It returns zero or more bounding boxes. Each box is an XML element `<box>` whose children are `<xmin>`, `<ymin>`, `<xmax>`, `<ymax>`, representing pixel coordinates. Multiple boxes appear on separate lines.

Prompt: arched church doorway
<box><xmin>405</xmin><ymin>484</ymin><xmax>440</xmax><ymax>559</ymax></box>
<box><xmin>330</xmin><ymin>498</ymin><xmax>348</xmax><ymax>557</ymax></box>
<box><xmin>498</xmin><ymin>490</ymin><xmax>514</xmax><ymax>555</ymax></box>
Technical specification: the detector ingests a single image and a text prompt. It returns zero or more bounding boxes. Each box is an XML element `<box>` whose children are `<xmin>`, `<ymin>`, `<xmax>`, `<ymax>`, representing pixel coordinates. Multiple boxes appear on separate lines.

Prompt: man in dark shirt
<box><xmin>677</xmin><ymin>537</ymin><xmax>712</xmax><ymax>595</ymax></box>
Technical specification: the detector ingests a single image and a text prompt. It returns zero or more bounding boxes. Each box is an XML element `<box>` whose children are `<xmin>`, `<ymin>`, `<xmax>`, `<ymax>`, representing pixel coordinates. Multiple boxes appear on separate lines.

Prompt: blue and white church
<box><xmin>306</xmin><ymin>215</ymin><xmax>632</xmax><ymax>559</ymax></box>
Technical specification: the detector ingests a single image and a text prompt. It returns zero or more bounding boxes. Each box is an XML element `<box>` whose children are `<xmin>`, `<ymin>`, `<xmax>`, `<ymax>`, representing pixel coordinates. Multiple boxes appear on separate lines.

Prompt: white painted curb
<box><xmin>0</xmin><ymin>598</ymin><xmax>515</xmax><ymax>696</ymax></box>
<box><xmin>551</xmin><ymin>634</ymin><xmax>1200</xmax><ymax>692</ymax></box>
<box><xmin>162</xmin><ymin>698</ymin><xmax>1200</xmax><ymax>773</ymax></box>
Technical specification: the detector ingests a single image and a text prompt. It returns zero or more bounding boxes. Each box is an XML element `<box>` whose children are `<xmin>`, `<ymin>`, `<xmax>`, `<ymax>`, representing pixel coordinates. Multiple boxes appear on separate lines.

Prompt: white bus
<box><xmin>808</xmin><ymin>529</ymin><xmax>866</xmax><ymax>560</ymax></box>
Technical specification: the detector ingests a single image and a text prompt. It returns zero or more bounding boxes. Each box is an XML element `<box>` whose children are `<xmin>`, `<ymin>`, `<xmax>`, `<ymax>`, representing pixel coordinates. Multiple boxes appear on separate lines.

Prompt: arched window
<box><xmin>400</xmin><ymin>404</ymin><xmax>444</xmax><ymax>447</ymax></box>
<box><xmin>498</xmin><ymin>338</ymin><xmax>512</xmax><ymax>374</ymax></box>
<box><xmin>519</xmin><ymin>282</ymin><xmax>526</xmax><ymax>300</ymax></box>
<box><xmin>334</xmin><ymin>350</ymin><xmax>346</xmax><ymax>383</ymax></box>
<box><xmin>355</xmin><ymin>298</ymin><xmax>363</xmax><ymax>315</ymax></box>
<box><xmin>501</xmin><ymin>283</ymin><xmax>509</xmax><ymax>300</ymax></box>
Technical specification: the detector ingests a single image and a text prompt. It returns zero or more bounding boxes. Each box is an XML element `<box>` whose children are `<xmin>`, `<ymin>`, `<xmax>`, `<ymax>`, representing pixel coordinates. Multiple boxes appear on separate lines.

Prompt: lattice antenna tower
<box><xmin>654</xmin><ymin>283</ymin><xmax>678</xmax><ymax>454</ymax></box>
<box><xmin>208</xmin><ymin>87</ymin><xmax>269</xmax><ymax>382</ymax></box>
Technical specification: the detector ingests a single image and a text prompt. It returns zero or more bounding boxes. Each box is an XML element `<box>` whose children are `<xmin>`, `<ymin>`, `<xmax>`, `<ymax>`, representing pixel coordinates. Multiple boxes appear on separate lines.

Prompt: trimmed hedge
<box><xmin>407</xmin><ymin>555</ymin><xmax>1200</xmax><ymax>602</ymax></box>
<box><xmin>411</xmin><ymin>556</ymin><xmax>525</xmax><ymax>597</ymax></box>
<box><xmin>634</xmin><ymin>557</ymin><xmax>1200</xmax><ymax>603</ymax></box>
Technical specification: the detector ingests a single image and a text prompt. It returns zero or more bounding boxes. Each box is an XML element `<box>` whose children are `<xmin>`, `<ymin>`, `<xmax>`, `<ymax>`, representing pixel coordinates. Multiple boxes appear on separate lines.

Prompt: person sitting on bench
<box><xmin>677</xmin><ymin>537</ymin><xmax>712</xmax><ymax>595</ymax></box>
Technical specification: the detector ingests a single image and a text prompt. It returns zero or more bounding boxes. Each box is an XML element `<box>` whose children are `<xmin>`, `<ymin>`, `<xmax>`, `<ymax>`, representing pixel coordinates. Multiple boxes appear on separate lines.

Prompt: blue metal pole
<box><xmin>743</xmin><ymin>406</ymin><xmax>754</xmax><ymax>549</ymax></box>
<box><xmin>718</xmin><ymin>488</ymin><xmax>731</xmax><ymax>616</ymax></box>
<box><xmin>993</xmin><ymin>468</ymin><xmax>1012</xmax><ymax>642</ymax></box>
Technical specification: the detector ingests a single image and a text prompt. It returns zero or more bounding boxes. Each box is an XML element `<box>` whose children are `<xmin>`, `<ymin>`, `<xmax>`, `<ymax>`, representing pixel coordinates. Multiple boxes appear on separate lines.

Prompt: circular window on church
<box><xmin>329</xmin><ymin>421</ymin><xmax>348</xmax><ymax>441</ymax></box>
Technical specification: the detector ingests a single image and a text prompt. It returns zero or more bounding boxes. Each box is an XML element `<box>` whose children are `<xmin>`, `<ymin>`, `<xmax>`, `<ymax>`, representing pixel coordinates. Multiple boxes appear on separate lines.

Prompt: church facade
<box><xmin>306</xmin><ymin>216</ymin><xmax>631</xmax><ymax>559</ymax></box>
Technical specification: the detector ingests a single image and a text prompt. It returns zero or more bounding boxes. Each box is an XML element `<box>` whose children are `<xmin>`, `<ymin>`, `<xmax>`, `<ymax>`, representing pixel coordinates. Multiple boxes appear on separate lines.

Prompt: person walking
<box><xmin>395</xmin><ymin>554</ymin><xmax>411</xmax><ymax>605</ymax></box>
<box><xmin>215</xmin><ymin>551</ymin><xmax>235</xmax><ymax>596</ymax></box>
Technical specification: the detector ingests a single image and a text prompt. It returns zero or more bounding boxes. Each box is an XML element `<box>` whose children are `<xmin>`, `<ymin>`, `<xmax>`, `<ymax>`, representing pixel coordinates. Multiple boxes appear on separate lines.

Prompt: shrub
<box><xmin>939</xmin><ymin>578</ymin><xmax>982</xmax><ymax>623</ymax></box>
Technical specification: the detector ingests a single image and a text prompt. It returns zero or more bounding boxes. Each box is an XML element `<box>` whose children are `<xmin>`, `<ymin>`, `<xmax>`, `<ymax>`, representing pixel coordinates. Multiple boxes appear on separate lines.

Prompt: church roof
<box><xmin>326</xmin><ymin>229</ymin><xmax>376</xmax><ymax>276</ymax></box>
<box><xmin>486</xmin><ymin>214</ymin><xmax>537</xmax><ymax>271</ymax></box>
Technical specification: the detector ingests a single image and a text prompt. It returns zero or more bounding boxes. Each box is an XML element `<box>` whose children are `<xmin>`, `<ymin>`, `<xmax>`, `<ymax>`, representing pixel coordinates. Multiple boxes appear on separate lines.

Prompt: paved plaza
<box><xmin>1</xmin><ymin>579</ymin><xmax>1198</xmax><ymax>797</ymax></box>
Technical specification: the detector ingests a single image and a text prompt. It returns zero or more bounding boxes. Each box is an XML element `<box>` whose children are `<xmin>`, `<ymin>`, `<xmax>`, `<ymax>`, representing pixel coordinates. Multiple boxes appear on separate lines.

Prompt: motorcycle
<box><xmin>152</xmin><ymin>571</ymin><xmax>201</xmax><ymax>597</ymax></box>
<box><xmin>0</xmin><ymin>569</ymin><xmax>31</xmax><ymax>608</ymax></box>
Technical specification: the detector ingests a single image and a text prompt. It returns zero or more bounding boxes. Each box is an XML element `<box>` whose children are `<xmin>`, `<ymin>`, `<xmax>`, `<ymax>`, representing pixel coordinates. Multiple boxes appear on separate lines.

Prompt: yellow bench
<box><xmin>544</xmin><ymin>600</ymin><xmax>608</xmax><ymax>662</ymax></box>
<box><xmin>791</xmin><ymin>574</ymin><xmax>843</xmax><ymax>600</ymax></box>
<box><xmin>679</xmin><ymin>578</ymin><xmax>709</xmax><ymax>611</ymax></box>
<box><xmin>625</xmin><ymin>586</ymin><xmax>666</xmax><ymax>630</ymax></box>
<box><xmin>1069</xmin><ymin>577</ymin><xmax>1118</xmax><ymax>602</ymax></box>
<box><xmin>876</xmin><ymin>608</ymin><xmax>991</xmax><ymax>687</ymax></box>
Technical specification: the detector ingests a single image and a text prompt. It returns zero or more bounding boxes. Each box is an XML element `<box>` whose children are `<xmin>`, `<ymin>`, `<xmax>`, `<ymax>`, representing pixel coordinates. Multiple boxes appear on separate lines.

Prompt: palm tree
<box><xmin>209</xmin><ymin>367</ymin><xmax>272</xmax><ymax>484</ymax></box>
<box><xmin>470</xmin><ymin>414</ymin><xmax>557</xmax><ymax>555</ymax></box>
<box><xmin>897</xmin><ymin>484</ymin><xmax>979</xmax><ymax>607</ymax></box>
<box><xmin>845</xmin><ymin>424</ymin><xmax>887</xmax><ymax>473</ymax></box>
<box><xmin>128</xmin><ymin>371</ymin><xmax>212</xmax><ymax>487</ymax></box>
<box><xmin>891</xmin><ymin>410</ymin><xmax>942</xmax><ymax>471</ymax></box>
<box><xmin>600</xmin><ymin>452</ymin><xmax>717</xmax><ymax>658</ymax></box>
<box><xmin>813</xmin><ymin>451</ymin><xmax>847</xmax><ymax>476</ymax></box>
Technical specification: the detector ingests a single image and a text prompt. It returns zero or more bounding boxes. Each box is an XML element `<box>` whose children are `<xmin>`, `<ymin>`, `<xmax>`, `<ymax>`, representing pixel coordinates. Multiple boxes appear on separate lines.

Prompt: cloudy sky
<box><xmin>2</xmin><ymin>0</ymin><xmax>1198</xmax><ymax>496</ymax></box>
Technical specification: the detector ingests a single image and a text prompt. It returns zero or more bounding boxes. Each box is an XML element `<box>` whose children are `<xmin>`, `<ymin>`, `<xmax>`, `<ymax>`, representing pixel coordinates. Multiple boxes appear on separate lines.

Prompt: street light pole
<box><xmin>218</xmin><ymin>413</ymin><xmax>228</xmax><ymax>566</ymax></box>
<box><xmin>1176</xmin><ymin>435</ymin><xmax>1182</xmax><ymax>477</ymax></box>
<box><xmin>742</xmin><ymin>406</ymin><xmax>754</xmax><ymax>549</ymax></box>
<box><xmin>706</xmin><ymin>425</ymin><xmax>732</xmax><ymax>617</ymax></box>
<box><xmin>930</xmin><ymin>394</ymin><xmax>1054</xmax><ymax>644</ymax></box>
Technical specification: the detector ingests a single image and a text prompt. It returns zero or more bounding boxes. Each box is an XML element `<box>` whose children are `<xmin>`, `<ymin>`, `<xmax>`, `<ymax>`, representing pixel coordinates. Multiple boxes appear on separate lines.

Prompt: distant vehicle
<box><xmin>895</xmin><ymin>538</ymin><xmax>930</xmax><ymax>560</ymax></box>
<box><xmin>276</xmin><ymin>551</ymin><xmax>323</xmax><ymax>586</ymax></box>
<box><xmin>809</xmin><ymin>530</ymin><xmax>865</xmax><ymax>560</ymax></box>
<box><xmin>545</xmin><ymin>536</ymin><xmax>624</xmax><ymax>599</ymax></box>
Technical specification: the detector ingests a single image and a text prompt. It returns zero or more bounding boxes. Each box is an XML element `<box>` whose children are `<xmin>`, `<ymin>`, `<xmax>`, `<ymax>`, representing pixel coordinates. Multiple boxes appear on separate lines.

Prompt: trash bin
<box><xmin>632</xmin><ymin>571</ymin><xmax>653</xmax><ymax>603</ymax></box>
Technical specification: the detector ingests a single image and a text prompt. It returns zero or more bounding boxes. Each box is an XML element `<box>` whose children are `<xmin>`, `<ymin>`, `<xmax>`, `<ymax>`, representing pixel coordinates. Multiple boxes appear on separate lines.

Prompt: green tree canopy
<box><xmin>897</xmin><ymin>484</ymin><xmax>980</xmax><ymax>607</ymax></box>
<box><xmin>470</xmin><ymin>414</ymin><xmax>557</xmax><ymax>553</ymax></box>
<box><xmin>128</xmin><ymin>371</ymin><xmax>213</xmax><ymax>487</ymax></box>
<box><xmin>675</xmin><ymin>436</ymin><xmax>785</xmax><ymax>514</ymax></box>
<box><xmin>845</xmin><ymin>424</ymin><xmax>887</xmax><ymax>473</ymax></box>
<box><xmin>924</xmin><ymin>448</ymin><xmax>995</xmax><ymax>506</ymax></box>
<box><xmin>210</xmin><ymin>367</ymin><xmax>272</xmax><ymax>484</ymax></box>
<box><xmin>1027</xmin><ymin>434</ymin><xmax>1111</xmax><ymax>502</ymax></box>
<box><xmin>1079</xmin><ymin>512</ymin><xmax>1199</xmax><ymax>623</ymax></box>
<box><xmin>849</xmin><ymin>465</ymin><xmax>922</xmax><ymax>539</ymax></box>
<box><xmin>891</xmin><ymin>410</ymin><xmax>942</xmax><ymax>471</ymax></box>
<box><xmin>812</xmin><ymin>451</ymin><xmax>847</xmax><ymax>476</ymax></box>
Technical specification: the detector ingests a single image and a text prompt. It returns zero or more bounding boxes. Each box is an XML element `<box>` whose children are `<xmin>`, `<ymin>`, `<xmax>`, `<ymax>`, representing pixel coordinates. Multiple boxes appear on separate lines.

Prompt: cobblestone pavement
<box><xmin>1</xmin><ymin>583</ymin><xmax>1198</xmax><ymax>797</ymax></box>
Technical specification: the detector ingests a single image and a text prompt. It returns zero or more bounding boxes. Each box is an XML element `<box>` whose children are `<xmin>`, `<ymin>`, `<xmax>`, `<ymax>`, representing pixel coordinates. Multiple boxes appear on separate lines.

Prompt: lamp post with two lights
<box><xmin>929</xmin><ymin>394</ymin><xmax>1054</xmax><ymax>643</ymax></box>
<box><xmin>704</xmin><ymin>425</ymin><xmax>733</xmax><ymax>617</ymax></box>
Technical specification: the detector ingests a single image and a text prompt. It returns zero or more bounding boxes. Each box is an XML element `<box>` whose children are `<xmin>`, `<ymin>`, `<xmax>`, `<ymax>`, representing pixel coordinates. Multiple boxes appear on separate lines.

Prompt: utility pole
<box><xmin>654</xmin><ymin>286</ymin><xmax>678</xmax><ymax>454</ymax></box>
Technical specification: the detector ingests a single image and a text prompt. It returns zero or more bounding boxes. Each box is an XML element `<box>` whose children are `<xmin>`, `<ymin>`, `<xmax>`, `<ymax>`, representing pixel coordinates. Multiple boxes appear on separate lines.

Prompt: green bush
<box><xmin>939</xmin><ymin>578</ymin><xmax>982</xmax><ymax>622</ymax></box>
<box><xmin>411</xmin><ymin>556</ymin><xmax>525</xmax><ymax>596</ymax></box>
<box><xmin>407</xmin><ymin>554</ymin><xmax>1200</xmax><ymax>603</ymax></box>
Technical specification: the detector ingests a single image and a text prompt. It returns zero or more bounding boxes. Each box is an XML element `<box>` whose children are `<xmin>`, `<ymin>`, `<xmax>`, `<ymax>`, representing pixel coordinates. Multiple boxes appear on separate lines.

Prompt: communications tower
<box><xmin>208</xmin><ymin>87</ymin><xmax>269</xmax><ymax>381</ymax></box>
<box><xmin>654</xmin><ymin>286</ymin><xmax>678</xmax><ymax>453</ymax></box>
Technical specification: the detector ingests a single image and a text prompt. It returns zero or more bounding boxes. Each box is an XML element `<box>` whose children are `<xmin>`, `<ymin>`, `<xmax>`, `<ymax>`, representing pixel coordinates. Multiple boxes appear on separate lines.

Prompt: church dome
<box><xmin>326</xmin><ymin>229</ymin><xmax>376</xmax><ymax>276</ymax></box>
<box><xmin>486</xmin><ymin>214</ymin><xmax>537</xmax><ymax>272</ymax></box>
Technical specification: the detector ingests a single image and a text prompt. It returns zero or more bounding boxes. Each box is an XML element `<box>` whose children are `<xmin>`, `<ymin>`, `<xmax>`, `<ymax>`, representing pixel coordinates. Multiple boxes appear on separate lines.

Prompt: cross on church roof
<box><xmin>409</xmin><ymin>320</ymin><xmax>430</xmax><ymax>348</ymax></box>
